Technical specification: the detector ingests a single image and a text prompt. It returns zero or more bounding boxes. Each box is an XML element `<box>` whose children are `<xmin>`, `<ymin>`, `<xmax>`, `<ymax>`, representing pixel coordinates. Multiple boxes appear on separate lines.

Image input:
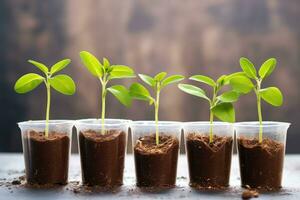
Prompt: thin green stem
<box><xmin>209</xmin><ymin>87</ymin><xmax>218</xmax><ymax>143</ymax></box>
<box><xmin>45</xmin><ymin>78</ymin><xmax>51</xmax><ymax>138</ymax></box>
<box><xmin>155</xmin><ymin>89</ymin><xmax>160</xmax><ymax>145</ymax></box>
<box><xmin>101</xmin><ymin>80</ymin><xmax>107</xmax><ymax>135</ymax></box>
<box><xmin>209</xmin><ymin>109</ymin><xmax>214</xmax><ymax>143</ymax></box>
<box><xmin>256</xmin><ymin>80</ymin><xmax>263</xmax><ymax>143</ymax></box>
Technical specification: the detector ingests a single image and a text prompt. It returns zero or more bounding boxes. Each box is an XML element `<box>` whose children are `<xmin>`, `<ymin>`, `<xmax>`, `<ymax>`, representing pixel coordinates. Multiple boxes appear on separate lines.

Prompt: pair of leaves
<box><xmin>178</xmin><ymin>73</ymin><xmax>240</xmax><ymax>123</ymax></box>
<box><xmin>28</xmin><ymin>59</ymin><xmax>71</xmax><ymax>76</ymax></box>
<box><xmin>79</xmin><ymin>51</ymin><xmax>135</xmax><ymax>80</ymax></box>
<box><xmin>129</xmin><ymin>72</ymin><xmax>184</xmax><ymax>104</ymax></box>
<box><xmin>14</xmin><ymin>59</ymin><xmax>76</xmax><ymax>95</ymax></box>
<box><xmin>178</xmin><ymin>83</ymin><xmax>236</xmax><ymax>122</ymax></box>
<box><xmin>79</xmin><ymin>51</ymin><xmax>136</xmax><ymax>108</ymax></box>
<box><xmin>139</xmin><ymin>72</ymin><xmax>184</xmax><ymax>89</ymax></box>
<box><xmin>240</xmin><ymin>57</ymin><xmax>276</xmax><ymax>80</ymax></box>
<box><xmin>230</xmin><ymin>57</ymin><xmax>283</xmax><ymax>107</ymax></box>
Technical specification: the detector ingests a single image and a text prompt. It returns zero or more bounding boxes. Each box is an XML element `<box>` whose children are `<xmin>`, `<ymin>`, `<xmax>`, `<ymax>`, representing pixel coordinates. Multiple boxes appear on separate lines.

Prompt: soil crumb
<box><xmin>242</xmin><ymin>189</ymin><xmax>259</xmax><ymax>199</ymax></box>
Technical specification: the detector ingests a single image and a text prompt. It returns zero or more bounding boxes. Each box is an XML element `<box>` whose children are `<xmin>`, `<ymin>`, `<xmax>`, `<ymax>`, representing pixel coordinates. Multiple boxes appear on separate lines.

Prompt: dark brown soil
<box><xmin>22</xmin><ymin>131</ymin><xmax>70</xmax><ymax>185</ymax></box>
<box><xmin>134</xmin><ymin>134</ymin><xmax>179</xmax><ymax>188</ymax></box>
<box><xmin>237</xmin><ymin>137</ymin><xmax>285</xmax><ymax>190</ymax></box>
<box><xmin>186</xmin><ymin>134</ymin><xmax>233</xmax><ymax>189</ymax></box>
<box><xmin>79</xmin><ymin>130</ymin><xmax>126</xmax><ymax>186</ymax></box>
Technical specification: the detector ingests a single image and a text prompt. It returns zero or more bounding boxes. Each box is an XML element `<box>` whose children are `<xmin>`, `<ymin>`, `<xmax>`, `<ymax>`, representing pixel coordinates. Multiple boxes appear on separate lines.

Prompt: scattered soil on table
<box><xmin>238</xmin><ymin>137</ymin><xmax>284</xmax><ymax>191</ymax></box>
<box><xmin>79</xmin><ymin>130</ymin><xmax>126</xmax><ymax>186</ymax></box>
<box><xmin>186</xmin><ymin>133</ymin><xmax>233</xmax><ymax>189</ymax></box>
<box><xmin>23</xmin><ymin>131</ymin><xmax>70</xmax><ymax>185</ymax></box>
<box><xmin>66</xmin><ymin>181</ymin><xmax>121</xmax><ymax>194</ymax></box>
<box><xmin>242</xmin><ymin>189</ymin><xmax>259</xmax><ymax>199</ymax></box>
<box><xmin>134</xmin><ymin>134</ymin><xmax>179</xmax><ymax>188</ymax></box>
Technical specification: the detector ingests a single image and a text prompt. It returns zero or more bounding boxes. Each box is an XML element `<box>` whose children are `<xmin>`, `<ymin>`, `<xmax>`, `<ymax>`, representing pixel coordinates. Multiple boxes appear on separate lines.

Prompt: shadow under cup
<box><xmin>131</xmin><ymin>121</ymin><xmax>181</xmax><ymax>187</ymax></box>
<box><xmin>235</xmin><ymin>121</ymin><xmax>290</xmax><ymax>190</ymax></box>
<box><xmin>75</xmin><ymin>119</ymin><xmax>129</xmax><ymax>186</ymax></box>
<box><xmin>18</xmin><ymin>120</ymin><xmax>73</xmax><ymax>185</ymax></box>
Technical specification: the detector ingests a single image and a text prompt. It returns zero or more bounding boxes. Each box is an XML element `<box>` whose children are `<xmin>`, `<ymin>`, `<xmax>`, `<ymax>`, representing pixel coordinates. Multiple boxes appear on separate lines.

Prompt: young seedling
<box><xmin>14</xmin><ymin>59</ymin><xmax>76</xmax><ymax>137</ymax></box>
<box><xmin>129</xmin><ymin>72</ymin><xmax>184</xmax><ymax>145</ymax></box>
<box><xmin>178</xmin><ymin>73</ymin><xmax>241</xmax><ymax>143</ymax></box>
<box><xmin>229</xmin><ymin>57</ymin><xmax>283</xmax><ymax>143</ymax></box>
<box><xmin>79</xmin><ymin>51</ymin><xmax>135</xmax><ymax>134</ymax></box>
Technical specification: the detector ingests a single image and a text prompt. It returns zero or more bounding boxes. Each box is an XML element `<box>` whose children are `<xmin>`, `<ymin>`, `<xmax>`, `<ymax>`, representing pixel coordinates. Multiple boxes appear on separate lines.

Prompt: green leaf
<box><xmin>240</xmin><ymin>57</ymin><xmax>257</xmax><ymax>79</ymax></box>
<box><xmin>217</xmin><ymin>91</ymin><xmax>240</xmax><ymax>103</ymax></box>
<box><xmin>129</xmin><ymin>83</ymin><xmax>154</xmax><ymax>103</ymax></box>
<box><xmin>14</xmin><ymin>73</ymin><xmax>44</xmax><ymax>94</ymax></box>
<box><xmin>50</xmin><ymin>59</ymin><xmax>71</xmax><ymax>75</ymax></box>
<box><xmin>161</xmin><ymin>75</ymin><xmax>184</xmax><ymax>88</ymax></box>
<box><xmin>178</xmin><ymin>84</ymin><xmax>210</xmax><ymax>101</ymax></box>
<box><xmin>107</xmin><ymin>85</ymin><xmax>132</xmax><ymax>107</ymax></box>
<box><xmin>79</xmin><ymin>51</ymin><xmax>103</xmax><ymax>77</ymax></box>
<box><xmin>109</xmin><ymin>65</ymin><xmax>135</xmax><ymax>79</ymax></box>
<box><xmin>139</xmin><ymin>74</ymin><xmax>155</xmax><ymax>87</ymax></box>
<box><xmin>103</xmin><ymin>57</ymin><xmax>110</xmax><ymax>69</ymax></box>
<box><xmin>217</xmin><ymin>75</ymin><xmax>227</xmax><ymax>86</ymax></box>
<box><xmin>154</xmin><ymin>72</ymin><xmax>167</xmax><ymax>81</ymax></box>
<box><xmin>259</xmin><ymin>87</ymin><xmax>283</xmax><ymax>107</ymax></box>
<box><xmin>230</xmin><ymin>76</ymin><xmax>254</xmax><ymax>94</ymax></box>
<box><xmin>190</xmin><ymin>75</ymin><xmax>215</xmax><ymax>87</ymax></box>
<box><xmin>223</xmin><ymin>72</ymin><xmax>246</xmax><ymax>85</ymax></box>
<box><xmin>49</xmin><ymin>74</ymin><xmax>76</xmax><ymax>95</ymax></box>
<box><xmin>212</xmin><ymin>103</ymin><xmax>235</xmax><ymax>123</ymax></box>
<box><xmin>259</xmin><ymin>58</ymin><xmax>276</xmax><ymax>80</ymax></box>
<box><xmin>28</xmin><ymin>60</ymin><xmax>48</xmax><ymax>74</ymax></box>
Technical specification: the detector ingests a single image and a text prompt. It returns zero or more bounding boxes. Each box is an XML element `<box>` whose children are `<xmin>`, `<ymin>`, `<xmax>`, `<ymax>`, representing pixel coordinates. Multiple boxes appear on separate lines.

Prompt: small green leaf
<box><xmin>259</xmin><ymin>58</ymin><xmax>276</xmax><ymax>80</ymax></box>
<box><xmin>28</xmin><ymin>60</ymin><xmax>48</xmax><ymax>74</ymax></box>
<box><xmin>240</xmin><ymin>57</ymin><xmax>257</xmax><ymax>79</ymax></box>
<box><xmin>109</xmin><ymin>65</ymin><xmax>135</xmax><ymax>79</ymax></box>
<box><xmin>190</xmin><ymin>75</ymin><xmax>215</xmax><ymax>87</ymax></box>
<box><xmin>49</xmin><ymin>74</ymin><xmax>76</xmax><ymax>95</ymax></box>
<box><xmin>107</xmin><ymin>85</ymin><xmax>132</xmax><ymax>107</ymax></box>
<box><xmin>79</xmin><ymin>51</ymin><xmax>103</xmax><ymax>77</ymax></box>
<box><xmin>211</xmin><ymin>103</ymin><xmax>235</xmax><ymax>123</ymax></box>
<box><xmin>139</xmin><ymin>74</ymin><xmax>155</xmax><ymax>87</ymax></box>
<box><xmin>14</xmin><ymin>73</ymin><xmax>44</xmax><ymax>94</ymax></box>
<box><xmin>259</xmin><ymin>87</ymin><xmax>283</xmax><ymax>107</ymax></box>
<box><xmin>223</xmin><ymin>72</ymin><xmax>246</xmax><ymax>85</ymax></box>
<box><xmin>103</xmin><ymin>57</ymin><xmax>110</xmax><ymax>69</ymax></box>
<box><xmin>217</xmin><ymin>91</ymin><xmax>240</xmax><ymax>103</ymax></box>
<box><xmin>129</xmin><ymin>83</ymin><xmax>154</xmax><ymax>103</ymax></box>
<box><xmin>230</xmin><ymin>76</ymin><xmax>254</xmax><ymax>94</ymax></box>
<box><xmin>178</xmin><ymin>84</ymin><xmax>210</xmax><ymax>101</ymax></box>
<box><xmin>154</xmin><ymin>72</ymin><xmax>167</xmax><ymax>81</ymax></box>
<box><xmin>217</xmin><ymin>75</ymin><xmax>227</xmax><ymax>86</ymax></box>
<box><xmin>50</xmin><ymin>59</ymin><xmax>71</xmax><ymax>75</ymax></box>
<box><xmin>161</xmin><ymin>75</ymin><xmax>184</xmax><ymax>88</ymax></box>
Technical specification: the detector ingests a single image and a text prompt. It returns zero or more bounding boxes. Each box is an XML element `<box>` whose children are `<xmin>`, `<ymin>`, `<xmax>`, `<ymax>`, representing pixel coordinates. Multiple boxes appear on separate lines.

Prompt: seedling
<box><xmin>178</xmin><ymin>73</ymin><xmax>241</xmax><ymax>143</ymax></box>
<box><xmin>79</xmin><ymin>51</ymin><xmax>135</xmax><ymax>134</ymax></box>
<box><xmin>129</xmin><ymin>72</ymin><xmax>184</xmax><ymax>145</ymax></box>
<box><xmin>14</xmin><ymin>59</ymin><xmax>76</xmax><ymax>137</ymax></box>
<box><xmin>229</xmin><ymin>57</ymin><xmax>283</xmax><ymax>143</ymax></box>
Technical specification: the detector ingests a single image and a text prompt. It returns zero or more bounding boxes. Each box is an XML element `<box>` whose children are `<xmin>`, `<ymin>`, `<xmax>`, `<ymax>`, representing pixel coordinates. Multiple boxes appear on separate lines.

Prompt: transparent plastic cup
<box><xmin>18</xmin><ymin>120</ymin><xmax>74</xmax><ymax>185</ymax></box>
<box><xmin>183</xmin><ymin>122</ymin><xmax>234</xmax><ymax>188</ymax></box>
<box><xmin>234</xmin><ymin>121</ymin><xmax>290</xmax><ymax>190</ymax></box>
<box><xmin>75</xmin><ymin>118</ymin><xmax>130</xmax><ymax>186</ymax></box>
<box><xmin>131</xmin><ymin>121</ymin><xmax>182</xmax><ymax>187</ymax></box>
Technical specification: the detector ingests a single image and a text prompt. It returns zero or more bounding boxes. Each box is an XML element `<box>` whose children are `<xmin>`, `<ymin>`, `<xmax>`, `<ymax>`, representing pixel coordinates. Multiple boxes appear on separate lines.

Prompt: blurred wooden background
<box><xmin>0</xmin><ymin>0</ymin><xmax>299</xmax><ymax>153</ymax></box>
